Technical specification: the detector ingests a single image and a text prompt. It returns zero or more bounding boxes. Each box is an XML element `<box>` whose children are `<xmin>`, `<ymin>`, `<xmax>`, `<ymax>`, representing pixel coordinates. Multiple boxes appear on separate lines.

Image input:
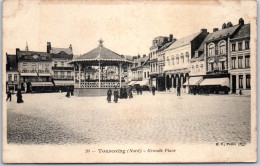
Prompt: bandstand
<box><xmin>69</xmin><ymin>40</ymin><xmax>132</xmax><ymax>96</ymax></box>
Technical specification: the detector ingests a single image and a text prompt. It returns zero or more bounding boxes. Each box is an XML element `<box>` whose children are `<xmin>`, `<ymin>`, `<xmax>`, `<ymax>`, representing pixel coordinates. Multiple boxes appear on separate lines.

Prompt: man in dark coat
<box><xmin>152</xmin><ymin>85</ymin><xmax>155</xmax><ymax>96</ymax></box>
<box><xmin>107</xmin><ymin>88</ymin><xmax>112</xmax><ymax>103</ymax></box>
<box><xmin>140</xmin><ymin>86</ymin><xmax>143</xmax><ymax>95</ymax></box>
<box><xmin>114</xmin><ymin>87</ymin><xmax>119</xmax><ymax>103</ymax></box>
<box><xmin>128</xmin><ymin>87</ymin><xmax>133</xmax><ymax>99</ymax></box>
<box><xmin>71</xmin><ymin>86</ymin><xmax>74</xmax><ymax>96</ymax></box>
<box><xmin>6</xmin><ymin>90</ymin><xmax>12</xmax><ymax>102</ymax></box>
<box><xmin>120</xmin><ymin>88</ymin><xmax>123</xmax><ymax>99</ymax></box>
<box><xmin>66</xmin><ymin>86</ymin><xmax>70</xmax><ymax>98</ymax></box>
<box><xmin>17</xmin><ymin>89</ymin><xmax>24</xmax><ymax>103</ymax></box>
<box><xmin>177</xmin><ymin>86</ymin><xmax>181</xmax><ymax>96</ymax></box>
<box><xmin>136</xmin><ymin>86</ymin><xmax>139</xmax><ymax>95</ymax></box>
<box><xmin>124</xmin><ymin>87</ymin><xmax>128</xmax><ymax>99</ymax></box>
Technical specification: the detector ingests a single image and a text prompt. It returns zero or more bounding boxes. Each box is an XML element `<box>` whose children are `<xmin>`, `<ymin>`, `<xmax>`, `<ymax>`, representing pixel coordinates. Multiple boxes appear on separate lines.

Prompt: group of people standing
<box><xmin>107</xmin><ymin>86</ymin><xmax>133</xmax><ymax>103</ymax></box>
<box><xmin>6</xmin><ymin>89</ymin><xmax>24</xmax><ymax>103</ymax></box>
<box><xmin>65</xmin><ymin>86</ymin><xmax>74</xmax><ymax>98</ymax></box>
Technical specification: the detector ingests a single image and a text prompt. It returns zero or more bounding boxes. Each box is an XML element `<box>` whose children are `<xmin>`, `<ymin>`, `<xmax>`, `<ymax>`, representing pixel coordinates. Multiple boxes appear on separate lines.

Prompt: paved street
<box><xmin>7</xmin><ymin>92</ymin><xmax>251</xmax><ymax>145</ymax></box>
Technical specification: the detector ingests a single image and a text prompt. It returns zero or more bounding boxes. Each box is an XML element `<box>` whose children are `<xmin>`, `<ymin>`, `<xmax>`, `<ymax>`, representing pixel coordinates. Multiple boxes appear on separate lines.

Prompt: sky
<box><xmin>2</xmin><ymin>0</ymin><xmax>256</xmax><ymax>56</ymax></box>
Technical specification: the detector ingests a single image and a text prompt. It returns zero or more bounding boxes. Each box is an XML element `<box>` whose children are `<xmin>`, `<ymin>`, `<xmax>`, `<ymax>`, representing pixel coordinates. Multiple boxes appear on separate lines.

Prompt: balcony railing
<box><xmin>21</xmin><ymin>70</ymin><xmax>37</xmax><ymax>73</ymax></box>
<box><xmin>79</xmin><ymin>82</ymin><xmax>126</xmax><ymax>88</ymax></box>
<box><xmin>38</xmin><ymin>70</ymin><xmax>50</xmax><ymax>73</ymax></box>
<box><xmin>53</xmin><ymin>76</ymin><xmax>74</xmax><ymax>79</ymax></box>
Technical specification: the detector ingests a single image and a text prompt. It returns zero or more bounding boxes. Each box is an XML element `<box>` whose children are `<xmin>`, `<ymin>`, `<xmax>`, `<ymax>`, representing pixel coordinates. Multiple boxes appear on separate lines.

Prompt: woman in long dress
<box><xmin>114</xmin><ymin>87</ymin><xmax>119</xmax><ymax>103</ymax></box>
<box><xmin>107</xmin><ymin>88</ymin><xmax>112</xmax><ymax>103</ymax></box>
<box><xmin>17</xmin><ymin>89</ymin><xmax>24</xmax><ymax>103</ymax></box>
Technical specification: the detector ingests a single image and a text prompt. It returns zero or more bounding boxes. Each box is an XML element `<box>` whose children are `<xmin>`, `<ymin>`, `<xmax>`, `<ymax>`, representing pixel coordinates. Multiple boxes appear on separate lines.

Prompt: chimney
<box><xmin>137</xmin><ymin>54</ymin><xmax>140</xmax><ymax>59</ymax></box>
<box><xmin>69</xmin><ymin>44</ymin><xmax>72</xmax><ymax>50</ymax></box>
<box><xmin>222</xmin><ymin>23</ymin><xmax>227</xmax><ymax>29</ymax></box>
<box><xmin>16</xmin><ymin>48</ymin><xmax>20</xmax><ymax>62</ymax></box>
<box><xmin>213</xmin><ymin>28</ymin><xmax>219</xmax><ymax>32</ymax></box>
<box><xmin>239</xmin><ymin>18</ymin><xmax>244</xmax><ymax>25</ymax></box>
<box><xmin>201</xmin><ymin>29</ymin><xmax>207</xmax><ymax>33</ymax></box>
<box><xmin>47</xmin><ymin>42</ymin><xmax>51</xmax><ymax>53</ymax></box>
<box><xmin>168</xmin><ymin>34</ymin><xmax>173</xmax><ymax>42</ymax></box>
<box><xmin>226</xmin><ymin>22</ymin><xmax>233</xmax><ymax>28</ymax></box>
<box><xmin>143</xmin><ymin>54</ymin><xmax>146</xmax><ymax>58</ymax></box>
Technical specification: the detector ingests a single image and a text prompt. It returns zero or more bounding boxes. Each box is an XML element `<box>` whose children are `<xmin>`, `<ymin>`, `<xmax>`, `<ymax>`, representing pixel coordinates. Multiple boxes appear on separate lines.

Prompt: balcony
<box><xmin>52</xmin><ymin>66</ymin><xmax>74</xmax><ymax>70</ymax></box>
<box><xmin>38</xmin><ymin>70</ymin><xmax>50</xmax><ymax>73</ymax></box>
<box><xmin>53</xmin><ymin>76</ymin><xmax>74</xmax><ymax>80</ymax></box>
<box><xmin>21</xmin><ymin>70</ymin><xmax>37</xmax><ymax>73</ymax></box>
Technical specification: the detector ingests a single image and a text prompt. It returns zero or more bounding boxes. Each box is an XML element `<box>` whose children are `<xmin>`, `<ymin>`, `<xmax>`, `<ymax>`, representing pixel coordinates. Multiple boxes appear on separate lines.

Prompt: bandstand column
<box><xmin>78</xmin><ymin>63</ymin><xmax>81</xmax><ymax>87</ymax></box>
<box><xmin>98</xmin><ymin>60</ymin><xmax>101</xmax><ymax>88</ymax></box>
<box><xmin>119</xmin><ymin>63</ymin><xmax>122</xmax><ymax>88</ymax></box>
<box><xmin>73</xmin><ymin>65</ymin><xmax>76</xmax><ymax>83</ymax></box>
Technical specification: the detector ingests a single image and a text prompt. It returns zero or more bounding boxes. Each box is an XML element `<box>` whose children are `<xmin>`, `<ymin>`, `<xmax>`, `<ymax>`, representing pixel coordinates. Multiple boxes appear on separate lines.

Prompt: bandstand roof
<box><xmin>70</xmin><ymin>40</ymin><xmax>132</xmax><ymax>66</ymax></box>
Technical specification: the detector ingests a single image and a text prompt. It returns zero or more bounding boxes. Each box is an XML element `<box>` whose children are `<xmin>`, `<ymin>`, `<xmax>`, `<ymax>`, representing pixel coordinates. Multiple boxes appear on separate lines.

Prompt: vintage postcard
<box><xmin>2</xmin><ymin>0</ymin><xmax>257</xmax><ymax>163</ymax></box>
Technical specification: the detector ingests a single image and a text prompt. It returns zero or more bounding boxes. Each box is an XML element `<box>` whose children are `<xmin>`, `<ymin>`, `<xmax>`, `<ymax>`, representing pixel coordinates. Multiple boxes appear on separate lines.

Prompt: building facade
<box><xmin>164</xmin><ymin>29</ymin><xmax>208</xmax><ymax>93</ymax></box>
<box><xmin>229</xmin><ymin>21</ymin><xmax>250</xmax><ymax>95</ymax></box>
<box><xmin>6</xmin><ymin>54</ymin><xmax>19</xmax><ymax>93</ymax></box>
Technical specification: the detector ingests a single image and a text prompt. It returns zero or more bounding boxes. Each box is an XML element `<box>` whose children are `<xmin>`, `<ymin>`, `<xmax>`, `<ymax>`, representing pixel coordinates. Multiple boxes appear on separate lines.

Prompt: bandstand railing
<box><xmin>80</xmin><ymin>82</ymin><xmax>123</xmax><ymax>88</ymax></box>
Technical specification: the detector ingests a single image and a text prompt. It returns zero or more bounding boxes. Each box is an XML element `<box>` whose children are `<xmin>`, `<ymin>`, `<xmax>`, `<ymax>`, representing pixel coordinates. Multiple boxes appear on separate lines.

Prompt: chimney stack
<box><xmin>222</xmin><ymin>23</ymin><xmax>227</xmax><ymax>29</ymax></box>
<box><xmin>239</xmin><ymin>18</ymin><xmax>244</xmax><ymax>25</ymax></box>
<box><xmin>143</xmin><ymin>54</ymin><xmax>146</xmax><ymax>58</ymax></box>
<box><xmin>137</xmin><ymin>54</ymin><xmax>140</xmax><ymax>59</ymax></box>
<box><xmin>168</xmin><ymin>34</ymin><xmax>173</xmax><ymax>42</ymax></box>
<box><xmin>213</xmin><ymin>28</ymin><xmax>219</xmax><ymax>32</ymax></box>
<box><xmin>47</xmin><ymin>42</ymin><xmax>51</xmax><ymax>53</ymax></box>
<box><xmin>201</xmin><ymin>29</ymin><xmax>207</xmax><ymax>33</ymax></box>
<box><xmin>226</xmin><ymin>22</ymin><xmax>233</xmax><ymax>28</ymax></box>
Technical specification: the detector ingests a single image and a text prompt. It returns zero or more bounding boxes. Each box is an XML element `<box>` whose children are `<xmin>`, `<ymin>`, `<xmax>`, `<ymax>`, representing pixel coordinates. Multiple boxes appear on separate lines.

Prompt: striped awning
<box><xmin>183</xmin><ymin>77</ymin><xmax>203</xmax><ymax>86</ymax></box>
<box><xmin>128</xmin><ymin>81</ymin><xmax>137</xmax><ymax>86</ymax></box>
<box><xmin>31</xmin><ymin>82</ymin><xmax>54</xmax><ymax>87</ymax></box>
<box><xmin>199</xmin><ymin>78</ymin><xmax>229</xmax><ymax>87</ymax></box>
<box><xmin>139</xmin><ymin>80</ymin><xmax>149</xmax><ymax>86</ymax></box>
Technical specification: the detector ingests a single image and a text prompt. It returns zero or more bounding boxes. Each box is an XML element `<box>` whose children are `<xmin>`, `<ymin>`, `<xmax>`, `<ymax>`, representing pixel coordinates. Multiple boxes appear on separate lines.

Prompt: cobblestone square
<box><xmin>7</xmin><ymin>92</ymin><xmax>251</xmax><ymax>145</ymax></box>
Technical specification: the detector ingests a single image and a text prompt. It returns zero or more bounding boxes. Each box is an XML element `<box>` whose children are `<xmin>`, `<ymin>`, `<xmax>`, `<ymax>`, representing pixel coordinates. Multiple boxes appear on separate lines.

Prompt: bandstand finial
<box><xmin>99</xmin><ymin>38</ymin><xmax>104</xmax><ymax>47</ymax></box>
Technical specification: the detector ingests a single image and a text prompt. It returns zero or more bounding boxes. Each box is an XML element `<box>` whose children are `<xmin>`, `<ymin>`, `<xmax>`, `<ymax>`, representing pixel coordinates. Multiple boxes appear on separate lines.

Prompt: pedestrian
<box><xmin>136</xmin><ymin>86</ymin><xmax>139</xmax><ymax>95</ymax></box>
<box><xmin>128</xmin><ymin>86</ymin><xmax>133</xmax><ymax>99</ymax></box>
<box><xmin>152</xmin><ymin>85</ymin><xmax>156</xmax><ymax>96</ymax></box>
<box><xmin>120</xmin><ymin>87</ymin><xmax>123</xmax><ymax>99</ymax></box>
<box><xmin>140</xmin><ymin>86</ymin><xmax>143</xmax><ymax>95</ymax></box>
<box><xmin>66</xmin><ymin>86</ymin><xmax>70</xmax><ymax>98</ymax></box>
<box><xmin>239</xmin><ymin>90</ymin><xmax>242</xmax><ymax>95</ymax></box>
<box><xmin>17</xmin><ymin>89</ymin><xmax>24</xmax><ymax>103</ymax></box>
<box><xmin>177</xmin><ymin>86</ymin><xmax>181</xmax><ymax>96</ymax></box>
<box><xmin>107</xmin><ymin>88</ymin><xmax>112</xmax><ymax>103</ymax></box>
<box><xmin>124</xmin><ymin>87</ymin><xmax>128</xmax><ymax>99</ymax></box>
<box><xmin>6</xmin><ymin>90</ymin><xmax>12</xmax><ymax>102</ymax></box>
<box><xmin>114</xmin><ymin>87</ymin><xmax>119</xmax><ymax>103</ymax></box>
<box><xmin>70</xmin><ymin>86</ymin><xmax>74</xmax><ymax>96</ymax></box>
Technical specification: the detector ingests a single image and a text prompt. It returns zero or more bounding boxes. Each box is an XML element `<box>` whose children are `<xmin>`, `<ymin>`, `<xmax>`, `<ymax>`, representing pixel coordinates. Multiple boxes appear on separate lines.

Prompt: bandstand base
<box><xmin>75</xmin><ymin>88</ymin><xmax>111</xmax><ymax>97</ymax></box>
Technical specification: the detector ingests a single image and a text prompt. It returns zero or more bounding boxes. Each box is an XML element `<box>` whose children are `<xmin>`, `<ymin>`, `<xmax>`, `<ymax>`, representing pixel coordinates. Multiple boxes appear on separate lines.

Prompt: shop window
<box><xmin>245</xmin><ymin>41</ymin><xmax>250</xmax><ymax>50</ymax></box>
<box><xmin>238</xmin><ymin>42</ymin><xmax>242</xmax><ymax>51</ymax></box>
<box><xmin>232</xmin><ymin>43</ymin><xmax>236</xmax><ymax>51</ymax></box>
<box><xmin>200</xmin><ymin>64</ymin><xmax>203</xmax><ymax>73</ymax></box>
<box><xmin>231</xmin><ymin>57</ymin><xmax>236</xmax><ymax>69</ymax></box>
<box><xmin>61</xmin><ymin>71</ymin><xmax>65</xmax><ymax>78</ymax></box>
<box><xmin>239</xmin><ymin>75</ymin><xmax>243</xmax><ymax>88</ymax></box>
<box><xmin>246</xmin><ymin>75</ymin><xmax>251</xmax><ymax>89</ymax></box>
<box><xmin>245</xmin><ymin>55</ymin><xmax>250</xmax><ymax>68</ymax></box>
<box><xmin>238</xmin><ymin>56</ymin><xmax>243</xmax><ymax>68</ymax></box>
<box><xmin>67</xmin><ymin>72</ymin><xmax>71</xmax><ymax>78</ymax></box>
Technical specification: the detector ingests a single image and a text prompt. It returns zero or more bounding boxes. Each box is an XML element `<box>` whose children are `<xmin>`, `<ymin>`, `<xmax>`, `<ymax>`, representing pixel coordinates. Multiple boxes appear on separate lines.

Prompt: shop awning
<box><xmin>199</xmin><ymin>78</ymin><xmax>229</xmax><ymax>87</ymax></box>
<box><xmin>128</xmin><ymin>81</ymin><xmax>137</xmax><ymax>85</ymax></box>
<box><xmin>133</xmin><ymin>81</ymin><xmax>142</xmax><ymax>85</ymax></box>
<box><xmin>183</xmin><ymin>76</ymin><xmax>203</xmax><ymax>86</ymax></box>
<box><xmin>139</xmin><ymin>80</ymin><xmax>149</xmax><ymax>86</ymax></box>
<box><xmin>38</xmin><ymin>73</ymin><xmax>51</xmax><ymax>76</ymax></box>
<box><xmin>54</xmin><ymin>80</ymin><xmax>75</xmax><ymax>86</ymax></box>
<box><xmin>20</xmin><ymin>73</ymin><xmax>38</xmax><ymax>76</ymax></box>
<box><xmin>31</xmin><ymin>82</ymin><xmax>54</xmax><ymax>87</ymax></box>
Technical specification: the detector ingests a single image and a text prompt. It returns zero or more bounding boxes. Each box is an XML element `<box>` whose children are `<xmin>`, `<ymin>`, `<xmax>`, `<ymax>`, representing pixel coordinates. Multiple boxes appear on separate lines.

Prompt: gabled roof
<box><xmin>197</xmin><ymin>33</ymin><xmax>213</xmax><ymax>51</ymax></box>
<box><xmin>231</xmin><ymin>24</ymin><xmax>250</xmax><ymax>39</ymax></box>
<box><xmin>50</xmin><ymin>47</ymin><xmax>73</xmax><ymax>55</ymax></box>
<box><xmin>77</xmin><ymin>46</ymin><xmax>124</xmax><ymax>60</ymax></box>
<box><xmin>158</xmin><ymin>41</ymin><xmax>174</xmax><ymax>52</ymax></box>
<box><xmin>51</xmin><ymin>53</ymin><xmax>73</xmax><ymax>59</ymax></box>
<box><xmin>166</xmin><ymin>32</ymin><xmax>201</xmax><ymax>51</ymax></box>
<box><xmin>18</xmin><ymin>50</ymin><xmax>51</xmax><ymax>61</ymax></box>
<box><xmin>206</xmin><ymin>25</ymin><xmax>240</xmax><ymax>42</ymax></box>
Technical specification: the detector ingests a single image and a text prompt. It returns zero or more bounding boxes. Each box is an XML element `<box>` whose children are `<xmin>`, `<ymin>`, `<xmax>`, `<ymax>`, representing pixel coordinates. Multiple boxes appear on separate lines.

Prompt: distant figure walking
<box><xmin>124</xmin><ymin>87</ymin><xmax>128</xmax><ymax>99</ymax></box>
<box><xmin>140</xmin><ymin>86</ymin><xmax>143</xmax><ymax>95</ymax></box>
<box><xmin>66</xmin><ymin>87</ymin><xmax>70</xmax><ymax>98</ymax></box>
<box><xmin>114</xmin><ymin>87</ymin><xmax>119</xmax><ymax>103</ymax></box>
<box><xmin>152</xmin><ymin>85</ymin><xmax>156</xmax><ymax>96</ymax></box>
<box><xmin>136</xmin><ymin>86</ymin><xmax>140</xmax><ymax>95</ymax></box>
<box><xmin>107</xmin><ymin>88</ymin><xmax>112</xmax><ymax>103</ymax></box>
<box><xmin>120</xmin><ymin>88</ymin><xmax>123</xmax><ymax>99</ymax></box>
<box><xmin>17</xmin><ymin>89</ymin><xmax>24</xmax><ymax>103</ymax></box>
<box><xmin>71</xmin><ymin>86</ymin><xmax>74</xmax><ymax>96</ymax></box>
<box><xmin>6</xmin><ymin>90</ymin><xmax>12</xmax><ymax>102</ymax></box>
<box><xmin>177</xmin><ymin>86</ymin><xmax>181</xmax><ymax>96</ymax></box>
<box><xmin>128</xmin><ymin>87</ymin><xmax>133</xmax><ymax>99</ymax></box>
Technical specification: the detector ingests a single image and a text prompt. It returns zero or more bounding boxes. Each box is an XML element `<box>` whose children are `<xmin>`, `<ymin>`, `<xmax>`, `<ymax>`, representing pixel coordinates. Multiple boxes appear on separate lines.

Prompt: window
<box><xmin>39</xmin><ymin>64</ymin><xmax>43</xmax><ymax>70</ymax></box>
<box><xmin>238</xmin><ymin>56</ymin><xmax>243</xmax><ymax>68</ymax></box>
<box><xmin>61</xmin><ymin>61</ymin><xmax>64</xmax><ymax>67</ymax></box>
<box><xmin>171</xmin><ymin>56</ymin><xmax>174</xmax><ymax>65</ymax></box>
<box><xmin>32</xmin><ymin>63</ymin><xmax>36</xmax><ymax>71</ymax></box>
<box><xmin>238</xmin><ymin>42</ymin><xmax>242</xmax><ymax>51</ymax></box>
<box><xmin>176</xmin><ymin>56</ymin><xmax>179</xmax><ymax>64</ymax></box>
<box><xmin>219</xmin><ymin>41</ymin><xmax>226</xmax><ymax>54</ymax></box>
<box><xmin>246</xmin><ymin>75</ymin><xmax>251</xmax><ymax>89</ymax></box>
<box><xmin>54</xmin><ymin>61</ymin><xmax>58</xmax><ymax>67</ymax></box>
<box><xmin>200</xmin><ymin>64</ymin><xmax>203</xmax><ymax>73</ymax></box>
<box><xmin>245</xmin><ymin>55</ymin><xmax>250</xmax><ymax>68</ymax></box>
<box><xmin>23</xmin><ymin>63</ymin><xmax>27</xmax><ymax>67</ymax></box>
<box><xmin>147</xmin><ymin>72</ymin><xmax>149</xmax><ymax>78</ymax></box>
<box><xmin>54</xmin><ymin>71</ymin><xmax>58</xmax><ymax>78</ymax></box>
<box><xmin>14</xmin><ymin>74</ymin><xmax>17</xmax><ymax>81</ymax></box>
<box><xmin>210</xmin><ymin>63</ymin><xmax>214</xmax><ymax>71</ymax></box>
<box><xmin>186</xmin><ymin>52</ymin><xmax>189</xmax><ymax>62</ymax></box>
<box><xmin>45</xmin><ymin>64</ymin><xmax>49</xmax><ymax>71</ymax></box>
<box><xmin>196</xmin><ymin>65</ymin><xmax>200</xmax><ymax>73</ymax></box>
<box><xmin>221</xmin><ymin>61</ymin><xmax>225</xmax><ymax>70</ymax></box>
<box><xmin>208</xmin><ymin>44</ymin><xmax>215</xmax><ymax>56</ymax></box>
<box><xmin>167</xmin><ymin>57</ymin><xmax>170</xmax><ymax>65</ymax></box>
<box><xmin>67</xmin><ymin>71</ymin><xmax>71</xmax><ymax>78</ymax></box>
<box><xmin>181</xmin><ymin>56</ymin><xmax>184</xmax><ymax>63</ymax></box>
<box><xmin>231</xmin><ymin>57</ymin><xmax>236</xmax><ymax>69</ymax></box>
<box><xmin>192</xmin><ymin>65</ymin><xmax>194</xmax><ymax>73</ymax></box>
<box><xmin>232</xmin><ymin>43</ymin><xmax>236</xmax><ymax>51</ymax></box>
<box><xmin>144</xmin><ymin>72</ymin><xmax>146</xmax><ymax>78</ymax></box>
<box><xmin>245</xmin><ymin>41</ymin><xmax>250</xmax><ymax>50</ymax></box>
<box><xmin>61</xmin><ymin>71</ymin><xmax>65</xmax><ymax>78</ymax></box>
<box><xmin>8</xmin><ymin>74</ymin><xmax>12</xmax><ymax>81</ymax></box>
<box><xmin>239</xmin><ymin>75</ymin><xmax>243</xmax><ymax>88</ymax></box>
